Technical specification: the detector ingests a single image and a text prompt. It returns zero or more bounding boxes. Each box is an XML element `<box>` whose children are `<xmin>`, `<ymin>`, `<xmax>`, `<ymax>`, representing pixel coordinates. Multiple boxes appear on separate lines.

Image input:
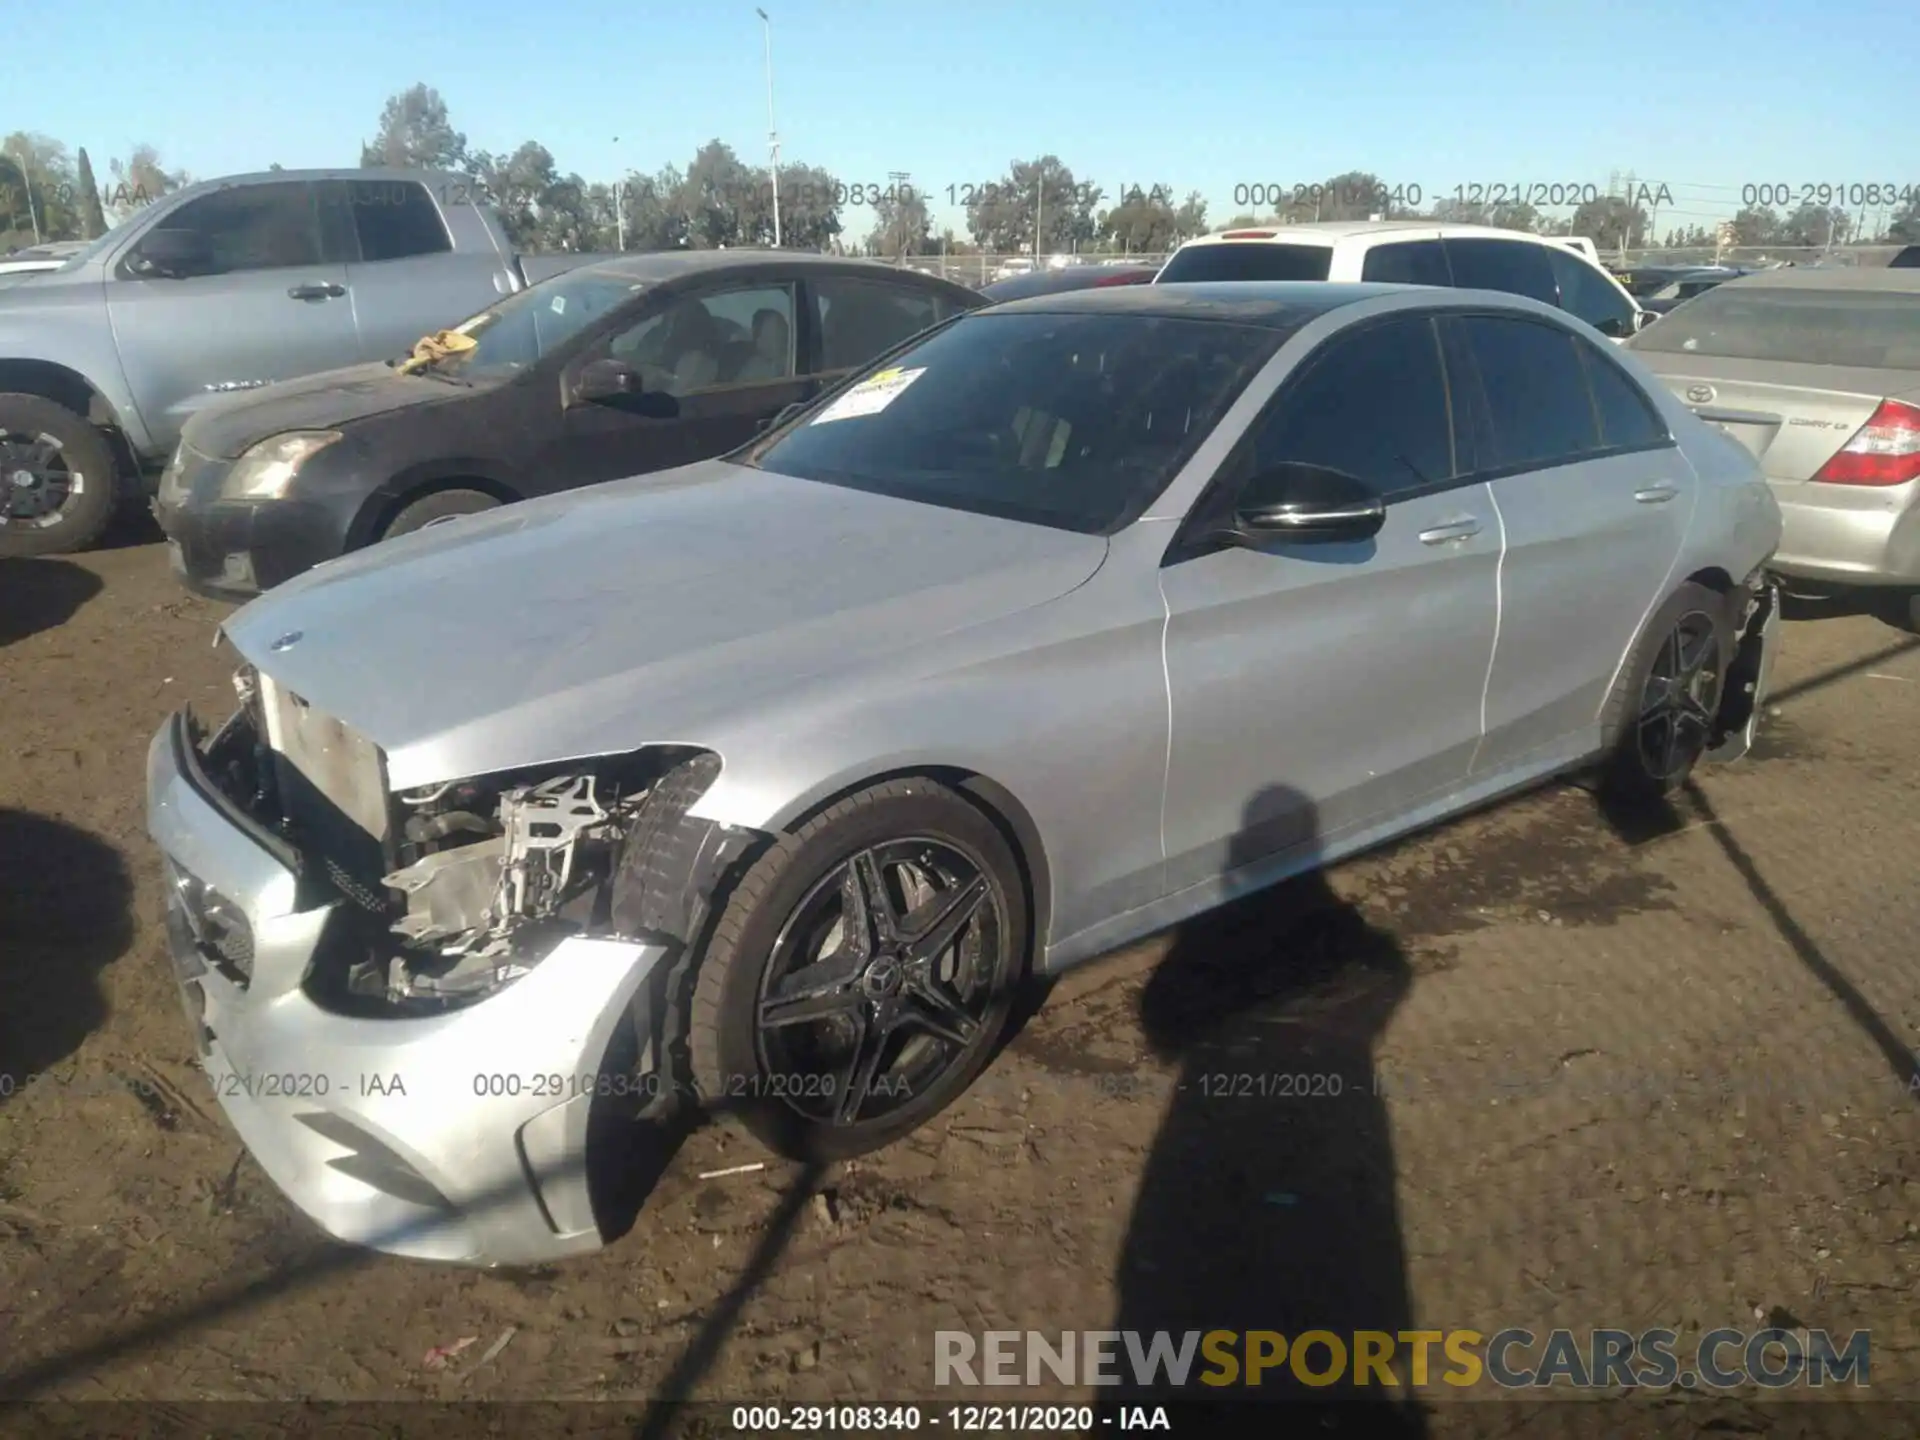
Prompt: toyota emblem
<box><xmin>1685</xmin><ymin>384</ymin><xmax>1715</xmax><ymax>404</ymax></box>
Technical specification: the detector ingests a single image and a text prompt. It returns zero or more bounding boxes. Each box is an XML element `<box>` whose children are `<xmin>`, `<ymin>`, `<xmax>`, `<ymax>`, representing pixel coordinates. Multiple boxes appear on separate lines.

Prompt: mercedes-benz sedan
<box><xmin>147</xmin><ymin>282</ymin><xmax>1781</xmax><ymax>1265</ymax></box>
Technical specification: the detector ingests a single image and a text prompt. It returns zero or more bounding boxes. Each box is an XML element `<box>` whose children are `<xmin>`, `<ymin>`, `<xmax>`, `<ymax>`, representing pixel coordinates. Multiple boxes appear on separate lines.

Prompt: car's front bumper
<box><xmin>1767</xmin><ymin>475</ymin><xmax>1920</xmax><ymax>587</ymax></box>
<box><xmin>152</xmin><ymin>492</ymin><xmax>352</xmax><ymax>602</ymax></box>
<box><xmin>151</xmin><ymin>441</ymin><xmax>361</xmax><ymax>601</ymax></box>
<box><xmin>145</xmin><ymin>711</ymin><xmax>670</xmax><ymax>1266</ymax></box>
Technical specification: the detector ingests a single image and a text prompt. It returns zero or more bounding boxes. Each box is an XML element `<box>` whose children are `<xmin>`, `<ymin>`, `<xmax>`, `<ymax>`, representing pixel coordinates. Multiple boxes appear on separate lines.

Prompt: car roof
<box><xmin>1722</xmin><ymin>266</ymin><xmax>1920</xmax><ymax>292</ymax></box>
<box><xmin>980</xmin><ymin>279</ymin><xmax>1516</xmax><ymax>328</ymax></box>
<box><xmin>1179</xmin><ymin>220</ymin><xmax>1576</xmax><ymax>248</ymax></box>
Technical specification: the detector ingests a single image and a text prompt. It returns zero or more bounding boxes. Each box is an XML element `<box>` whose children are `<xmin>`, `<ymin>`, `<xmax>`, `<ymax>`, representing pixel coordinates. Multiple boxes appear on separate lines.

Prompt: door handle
<box><xmin>1418</xmin><ymin>517</ymin><xmax>1482</xmax><ymax>545</ymax></box>
<box><xmin>1634</xmin><ymin>483</ymin><xmax>1679</xmax><ymax>503</ymax></box>
<box><xmin>287</xmin><ymin>282</ymin><xmax>346</xmax><ymax>300</ymax></box>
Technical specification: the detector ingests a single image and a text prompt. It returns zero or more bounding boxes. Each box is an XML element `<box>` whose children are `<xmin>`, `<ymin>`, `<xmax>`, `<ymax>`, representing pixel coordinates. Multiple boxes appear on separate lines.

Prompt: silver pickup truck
<box><xmin>0</xmin><ymin>167</ymin><xmax>613</xmax><ymax>555</ymax></box>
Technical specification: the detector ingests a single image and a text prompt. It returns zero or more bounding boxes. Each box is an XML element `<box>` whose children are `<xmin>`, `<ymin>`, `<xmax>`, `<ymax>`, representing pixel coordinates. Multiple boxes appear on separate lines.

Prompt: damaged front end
<box><xmin>1705</xmin><ymin>568</ymin><xmax>1782</xmax><ymax>764</ymax></box>
<box><xmin>196</xmin><ymin>663</ymin><xmax>756</xmax><ymax>1101</ymax></box>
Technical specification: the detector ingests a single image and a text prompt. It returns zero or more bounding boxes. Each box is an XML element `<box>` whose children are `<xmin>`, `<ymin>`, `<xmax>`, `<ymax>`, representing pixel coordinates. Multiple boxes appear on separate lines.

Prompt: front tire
<box><xmin>0</xmin><ymin>393</ymin><xmax>119</xmax><ymax>557</ymax></box>
<box><xmin>380</xmin><ymin>487</ymin><xmax>500</xmax><ymax>540</ymax></box>
<box><xmin>688</xmin><ymin>779</ymin><xmax>1030</xmax><ymax>1162</ymax></box>
<box><xmin>1600</xmin><ymin>581</ymin><xmax>1734</xmax><ymax>805</ymax></box>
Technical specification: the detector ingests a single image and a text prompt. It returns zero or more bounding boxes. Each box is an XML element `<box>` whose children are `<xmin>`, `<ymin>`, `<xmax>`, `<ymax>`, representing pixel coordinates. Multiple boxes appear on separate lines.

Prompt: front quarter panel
<box><xmin>686</xmin><ymin>525</ymin><xmax>1173</xmax><ymax>964</ymax></box>
<box><xmin>0</xmin><ymin>272</ymin><xmax>153</xmax><ymax>456</ymax></box>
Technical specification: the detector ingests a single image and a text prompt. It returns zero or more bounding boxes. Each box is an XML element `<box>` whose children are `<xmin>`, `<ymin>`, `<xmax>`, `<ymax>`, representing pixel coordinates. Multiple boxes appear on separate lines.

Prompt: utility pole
<box><xmin>1034</xmin><ymin>170</ymin><xmax>1044</xmax><ymax>264</ymax></box>
<box><xmin>11</xmin><ymin>142</ymin><xmax>41</xmax><ymax>245</ymax></box>
<box><xmin>612</xmin><ymin>135</ymin><xmax>625</xmax><ymax>251</ymax></box>
<box><xmin>756</xmin><ymin>8</ymin><xmax>782</xmax><ymax>248</ymax></box>
<box><xmin>888</xmin><ymin>170</ymin><xmax>911</xmax><ymax>263</ymax></box>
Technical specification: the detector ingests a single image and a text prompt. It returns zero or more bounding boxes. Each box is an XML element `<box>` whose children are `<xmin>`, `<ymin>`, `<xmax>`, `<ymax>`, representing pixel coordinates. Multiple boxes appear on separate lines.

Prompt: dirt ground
<box><xmin>3</xmin><ymin>518</ymin><xmax>1920</xmax><ymax>1433</ymax></box>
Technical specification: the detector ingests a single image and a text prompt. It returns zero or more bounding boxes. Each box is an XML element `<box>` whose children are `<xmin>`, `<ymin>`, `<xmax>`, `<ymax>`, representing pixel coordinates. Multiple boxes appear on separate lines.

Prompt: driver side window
<box><xmin>606</xmin><ymin>285</ymin><xmax>796</xmax><ymax>397</ymax></box>
<box><xmin>139</xmin><ymin>182</ymin><xmax>323</xmax><ymax>276</ymax></box>
<box><xmin>1233</xmin><ymin>316</ymin><xmax>1457</xmax><ymax>505</ymax></box>
<box><xmin>1548</xmin><ymin>249</ymin><xmax>1635</xmax><ymax>338</ymax></box>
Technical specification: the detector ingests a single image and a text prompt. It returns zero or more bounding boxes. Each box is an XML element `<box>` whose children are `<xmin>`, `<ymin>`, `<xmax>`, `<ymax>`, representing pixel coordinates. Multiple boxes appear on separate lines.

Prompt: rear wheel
<box><xmin>380</xmin><ymin>487</ymin><xmax>500</xmax><ymax>540</ymax></box>
<box><xmin>1873</xmin><ymin>588</ymin><xmax>1920</xmax><ymax>636</ymax></box>
<box><xmin>1600</xmin><ymin>581</ymin><xmax>1734</xmax><ymax>804</ymax></box>
<box><xmin>0</xmin><ymin>393</ymin><xmax>119</xmax><ymax>557</ymax></box>
<box><xmin>688</xmin><ymin>779</ymin><xmax>1029</xmax><ymax>1161</ymax></box>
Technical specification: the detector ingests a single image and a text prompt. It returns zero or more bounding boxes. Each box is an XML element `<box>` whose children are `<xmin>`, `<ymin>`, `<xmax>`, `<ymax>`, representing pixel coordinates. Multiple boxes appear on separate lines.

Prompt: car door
<box><xmin>1442</xmin><ymin>236</ymin><xmax>1559</xmax><ymax>306</ymax></box>
<box><xmin>1545</xmin><ymin>246</ymin><xmax>1639</xmax><ymax>340</ymax></box>
<box><xmin>1157</xmin><ymin>312</ymin><xmax>1502</xmax><ymax>894</ymax></box>
<box><xmin>805</xmin><ymin>275</ymin><xmax>969</xmax><ymax>394</ymax></box>
<box><xmin>106</xmin><ymin>180</ymin><xmax>361</xmax><ymax>452</ymax></box>
<box><xmin>554</xmin><ymin>280</ymin><xmax>808</xmax><ymax>486</ymax></box>
<box><xmin>1443</xmin><ymin>312</ymin><xmax>1693</xmax><ymax>774</ymax></box>
<box><xmin>327</xmin><ymin>178</ymin><xmax>508</xmax><ymax>363</ymax></box>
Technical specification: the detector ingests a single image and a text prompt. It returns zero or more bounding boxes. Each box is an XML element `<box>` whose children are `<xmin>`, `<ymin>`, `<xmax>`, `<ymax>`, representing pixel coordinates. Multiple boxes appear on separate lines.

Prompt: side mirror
<box><xmin>571</xmin><ymin>358</ymin><xmax>678</xmax><ymax>417</ymax></box>
<box><xmin>1227</xmin><ymin>463</ymin><xmax>1385</xmax><ymax>544</ymax></box>
<box><xmin>1632</xmin><ymin>308</ymin><xmax>1657</xmax><ymax>332</ymax></box>
<box><xmin>130</xmin><ymin>227</ymin><xmax>212</xmax><ymax>278</ymax></box>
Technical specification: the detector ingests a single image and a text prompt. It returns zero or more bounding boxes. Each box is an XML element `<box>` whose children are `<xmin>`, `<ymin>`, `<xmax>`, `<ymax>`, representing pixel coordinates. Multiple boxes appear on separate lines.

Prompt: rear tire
<box><xmin>1599</xmin><ymin>581</ymin><xmax>1734</xmax><ymax>806</ymax></box>
<box><xmin>688</xmin><ymin>778</ymin><xmax>1030</xmax><ymax>1162</ymax></box>
<box><xmin>0</xmin><ymin>393</ymin><xmax>120</xmax><ymax>558</ymax></box>
<box><xmin>1873</xmin><ymin>588</ymin><xmax>1920</xmax><ymax>636</ymax></box>
<box><xmin>380</xmin><ymin>487</ymin><xmax>500</xmax><ymax>540</ymax></box>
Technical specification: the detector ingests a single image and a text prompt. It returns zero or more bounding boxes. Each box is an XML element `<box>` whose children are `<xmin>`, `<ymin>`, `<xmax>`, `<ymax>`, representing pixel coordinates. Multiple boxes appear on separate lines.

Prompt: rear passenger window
<box><xmin>813</xmin><ymin>279</ymin><xmax>951</xmax><ymax>372</ymax></box>
<box><xmin>1579</xmin><ymin>345</ymin><xmax>1669</xmax><ymax>450</ymax></box>
<box><xmin>1444</xmin><ymin>239</ymin><xmax>1557</xmax><ymax>305</ymax></box>
<box><xmin>1547</xmin><ymin>249</ymin><xmax>1635</xmax><ymax>338</ymax></box>
<box><xmin>1457</xmin><ymin>315</ymin><xmax>1599</xmax><ymax>469</ymax></box>
<box><xmin>1360</xmin><ymin>241</ymin><xmax>1451</xmax><ymax>287</ymax></box>
<box><xmin>348</xmin><ymin>180</ymin><xmax>452</xmax><ymax>262</ymax></box>
<box><xmin>1239</xmin><ymin>315</ymin><xmax>1456</xmax><ymax>498</ymax></box>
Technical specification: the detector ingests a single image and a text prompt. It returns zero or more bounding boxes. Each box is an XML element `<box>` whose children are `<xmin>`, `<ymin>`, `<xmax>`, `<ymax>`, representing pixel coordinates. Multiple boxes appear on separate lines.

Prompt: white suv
<box><xmin>1156</xmin><ymin>221</ymin><xmax>1647</xmax><ymax>341</ymax></box>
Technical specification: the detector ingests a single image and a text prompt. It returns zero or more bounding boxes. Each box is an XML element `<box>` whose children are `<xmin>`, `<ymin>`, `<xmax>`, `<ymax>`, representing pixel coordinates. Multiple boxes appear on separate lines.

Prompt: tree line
<box><xmin>8</xmin><ymin>87</ymin><xmax>1919</xmax><ymax>256</ymax></box>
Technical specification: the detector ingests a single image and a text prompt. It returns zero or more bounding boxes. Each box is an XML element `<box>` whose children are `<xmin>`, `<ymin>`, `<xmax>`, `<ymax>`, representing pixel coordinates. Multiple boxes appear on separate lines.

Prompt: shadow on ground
<box><xmin>0</xmin><ymin>809</ymin><xmax>133</xmax><ymax>1105</ymax></box>
<box><xmin>0</xmin><ymin>558</ymin><xmax>102</xmax><ymax>648</ymax></box>
<box><xmin>1108</xmin><ymin>785</ymin><xmax>1427</xmax><ymax>1432</ymax></box>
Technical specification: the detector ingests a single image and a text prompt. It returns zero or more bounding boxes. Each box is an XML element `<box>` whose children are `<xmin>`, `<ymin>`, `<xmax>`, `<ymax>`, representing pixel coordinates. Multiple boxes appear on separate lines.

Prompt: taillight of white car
<box><xmin>1811</xmin><ymin>398</ymin><xmax>1920</xmax><ymax>486</ymax></box>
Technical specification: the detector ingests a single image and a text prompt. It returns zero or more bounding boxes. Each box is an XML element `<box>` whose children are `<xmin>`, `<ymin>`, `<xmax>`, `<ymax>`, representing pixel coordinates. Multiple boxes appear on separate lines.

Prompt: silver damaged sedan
<box><xmin>147</xmin><ymin>282</ymin><xmax>1783</xmax><ymax>1265</ymax></box>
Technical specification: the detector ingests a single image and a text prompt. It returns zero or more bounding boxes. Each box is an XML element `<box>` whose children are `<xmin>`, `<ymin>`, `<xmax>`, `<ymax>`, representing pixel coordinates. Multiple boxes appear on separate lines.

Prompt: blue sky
<box><xmin>15</xmin><ymin>0</ymin><xmax>1915</xmax><ymax>239</ymax></box>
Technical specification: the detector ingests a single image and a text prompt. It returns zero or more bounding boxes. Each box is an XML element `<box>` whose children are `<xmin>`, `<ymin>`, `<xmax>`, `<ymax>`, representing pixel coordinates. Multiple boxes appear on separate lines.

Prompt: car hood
<box><xmin>222</xmin><ymin>460</ymin><xmax>1109</xmax><ymax>788</ymax></box>
<box><xmin>184</xmin><ymin>361</ymin><xmax>468</xmax><ymax>459</ymax></box>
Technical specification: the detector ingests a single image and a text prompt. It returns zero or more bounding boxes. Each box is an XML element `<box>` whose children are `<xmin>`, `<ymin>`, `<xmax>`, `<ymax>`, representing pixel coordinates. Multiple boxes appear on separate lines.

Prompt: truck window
<box><xmin>156</xmin><ymin>182</ymin><xmax>322</xmax><ymax>274</ymax></box>
<box><xmin>1546</xmin><ymin>248</ymin><xmax>1636</xmax><ymax>338</ymax></box>
<box><xmin>347</xmin><ymin>180</ymin><xmax>453</xmax><ymax>262</ymax></box>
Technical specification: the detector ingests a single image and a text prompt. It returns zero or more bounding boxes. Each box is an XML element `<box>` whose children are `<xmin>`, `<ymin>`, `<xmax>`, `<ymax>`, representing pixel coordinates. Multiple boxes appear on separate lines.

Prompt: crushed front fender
<box><xmin>1706</xmin><ymin>577</ymin><xmax>1780</xmax><ymax>764</ymax></box>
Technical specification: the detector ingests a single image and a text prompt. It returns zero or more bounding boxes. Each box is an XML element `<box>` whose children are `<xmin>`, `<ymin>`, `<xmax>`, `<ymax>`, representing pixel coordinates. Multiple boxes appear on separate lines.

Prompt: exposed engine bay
<box><xmin>200</xmin><ymin>664</ymin><xmax>749</xmax><ymax>1025</ymax></box>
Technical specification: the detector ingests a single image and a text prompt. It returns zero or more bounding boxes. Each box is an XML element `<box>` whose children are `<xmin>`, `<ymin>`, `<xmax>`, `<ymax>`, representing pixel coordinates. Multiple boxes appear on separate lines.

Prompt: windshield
<box><xmin>750</xmin><ymin>310</ymin><xmax>1286</xmax><ymax>533</ymax></box>
<box><xmin>423</xmin><ymin>267</ymin><xmax>647</xmax><ymax>379</ymax></box>
<box><xmin>1630</xmin><ymin>284</ymin><xmax>1920</xmax><ymax>369</ymax></box>
<box><xmin>1157</xmin><ymin>243</ymin><xmax>1333</xmax><ymax>283</ymax></box>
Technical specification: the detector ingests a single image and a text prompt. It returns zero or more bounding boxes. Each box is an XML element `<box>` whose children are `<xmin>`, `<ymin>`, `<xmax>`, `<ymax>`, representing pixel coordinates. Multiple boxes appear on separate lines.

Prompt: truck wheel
<box><xmin>381</xmin><ymin>487</ymin><xmax>500</xmax><ymax>540</ymax></box>
<box><xmin>0</xmin><ymin>393</ymin><xmax>120</xmax><ymax>558</ymax></box>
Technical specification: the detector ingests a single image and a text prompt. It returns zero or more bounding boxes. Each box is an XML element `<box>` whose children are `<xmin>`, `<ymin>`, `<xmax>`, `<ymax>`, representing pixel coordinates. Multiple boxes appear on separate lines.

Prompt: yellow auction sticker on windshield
<box><xmin>811</xmin><ymin>366</ymin><xmax>926</xmax><ymax>425</ymax></box>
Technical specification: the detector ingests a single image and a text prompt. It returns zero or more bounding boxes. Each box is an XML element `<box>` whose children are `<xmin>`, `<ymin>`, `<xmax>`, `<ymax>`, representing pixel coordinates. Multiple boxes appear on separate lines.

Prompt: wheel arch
<box><xmin>351</xmin><ymin>462</ymin><xmax>523</xmax><ymax>546</ymax></box>
<box><xmin>757</xmin><ymin>763</ymin><xmax>1055</xmax><ymax>963</ymax></box>
<box><xmin>0</xmin><ymin>360</ymin><xmax>139</xmax><ymax>480</ymax></box>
